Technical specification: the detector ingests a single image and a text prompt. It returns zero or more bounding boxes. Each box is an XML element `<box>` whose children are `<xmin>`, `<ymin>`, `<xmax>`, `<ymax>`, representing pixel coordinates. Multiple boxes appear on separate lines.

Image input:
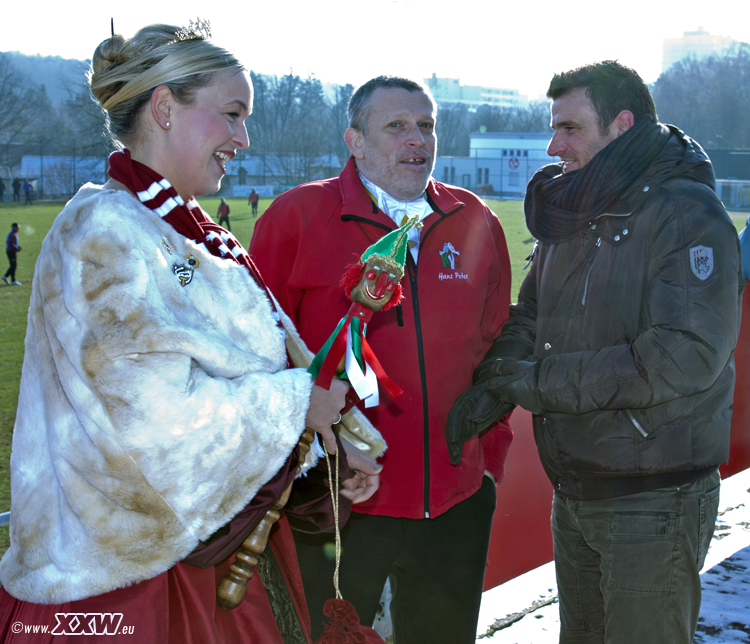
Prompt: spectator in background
<box><xmin>0</xmin><ymin>177</ymin><xmax>5</xmax><ymax>202</ymax></box>
<box><xmin>249</xmin><ymin>187</ymin><xmax>259</xmax><ymax>217</ymax></box>
<box><xmin>12</xmin><ymin>177</ymin><xmax>20</xmax><ymax>202</ymax></box>
<box><xmin>23</xmin><ymin>179</ymin><xmax>32</xmax><ymax>205</ymax></box>
<box><xmin>217</xmin><ymin>197</ymin><xmax>231</xmax><ymax>230</ymax></box>
<box><xmin>740</xmin><ymin>216</ymin><xmax>750</xmax><ymax>281</ymax></box>
<box><xmin>3</xmin><ymin>223</ymin><xmax>21</xmax><ymax>286</ymax></box>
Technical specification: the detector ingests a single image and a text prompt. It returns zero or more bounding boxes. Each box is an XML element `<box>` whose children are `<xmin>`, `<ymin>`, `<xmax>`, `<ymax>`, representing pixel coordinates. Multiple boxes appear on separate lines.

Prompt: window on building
<box><xmin>477</xmin><ymin>168</ymin><xmax>483</xmax><ymax>185</ymax></box>
<box><xmin>484</xmin><ymin>168</ymin><xmax>490</xmax><ymax>184</ymax></box>
<box><xmin>450</xmin><ymin>167</ymin><xmax>456</xmax><ymax>183</ymax></box>
<box><xmin>523</xmin><ymin>150</ymin><xmax>528</xmax><ymax>157</ymax></box>
<box><xmin>443</xmin><ymin>166</ymin><xmax>449</xmax><ymax>182</ymax></box>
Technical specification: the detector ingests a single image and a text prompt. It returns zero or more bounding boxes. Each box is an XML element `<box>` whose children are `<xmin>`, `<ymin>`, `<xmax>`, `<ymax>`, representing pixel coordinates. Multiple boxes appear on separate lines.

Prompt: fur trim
<box><xmin>0</xmin><ymin>185</ymin><xmax>314</xmax><ymax>603</ymax></box>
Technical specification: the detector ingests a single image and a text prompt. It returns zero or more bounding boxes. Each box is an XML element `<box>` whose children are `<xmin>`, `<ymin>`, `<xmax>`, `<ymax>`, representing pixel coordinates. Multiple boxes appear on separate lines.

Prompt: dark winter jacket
<box><xmin>492</xmin><ymin>127</ymin><xmax>743</xmax><ymax>500</ymax></box>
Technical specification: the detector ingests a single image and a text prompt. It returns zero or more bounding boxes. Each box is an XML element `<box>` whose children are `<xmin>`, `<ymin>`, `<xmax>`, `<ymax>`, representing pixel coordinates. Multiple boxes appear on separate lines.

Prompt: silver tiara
<box><xmin>172</xmin><ymin>18</ymin><xmax>211</xmax><ymax>43</ymax></box>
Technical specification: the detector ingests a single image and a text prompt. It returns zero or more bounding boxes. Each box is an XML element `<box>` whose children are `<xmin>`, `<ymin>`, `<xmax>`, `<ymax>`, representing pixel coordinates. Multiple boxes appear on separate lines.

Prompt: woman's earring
<box><xmin>165</xmin><ymin>122</ymin><xmax>171</xmax><ymax>128</ymax></box>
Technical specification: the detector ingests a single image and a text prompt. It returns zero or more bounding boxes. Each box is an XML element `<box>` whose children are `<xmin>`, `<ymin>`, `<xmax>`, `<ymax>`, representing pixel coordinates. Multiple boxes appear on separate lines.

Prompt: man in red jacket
<box><xmin>249</xmin><ymin>76</ymin><xmax>513</xmax><ymax>644</ymax></box>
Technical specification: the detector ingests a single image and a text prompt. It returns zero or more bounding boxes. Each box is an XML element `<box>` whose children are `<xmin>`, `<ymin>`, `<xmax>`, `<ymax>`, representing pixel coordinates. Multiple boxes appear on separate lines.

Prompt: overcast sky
<box><xmin>3</xmin><ymin>0</ymin><xmax>749</xmax><ymax>100</ymax></box>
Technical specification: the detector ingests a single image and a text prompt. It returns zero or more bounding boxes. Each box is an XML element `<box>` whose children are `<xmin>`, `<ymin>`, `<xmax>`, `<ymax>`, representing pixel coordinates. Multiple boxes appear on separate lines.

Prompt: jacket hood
<box><xmin>608</xmin><ymin>124</ymin><xmax>715</xmax><ymax>215</ymax></box>
<box><xmin>637</xmin><ymin>125</ymin><xmax>715</xmax><ymax>191</ymax></box>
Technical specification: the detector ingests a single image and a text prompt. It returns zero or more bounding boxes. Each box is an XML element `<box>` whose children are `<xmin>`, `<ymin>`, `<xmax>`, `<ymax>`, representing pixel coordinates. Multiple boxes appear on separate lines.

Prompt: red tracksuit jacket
<box><xmin>250</xmin><ymin>157</ymin><xmax>513</xmax><ymax>519</ymax></box>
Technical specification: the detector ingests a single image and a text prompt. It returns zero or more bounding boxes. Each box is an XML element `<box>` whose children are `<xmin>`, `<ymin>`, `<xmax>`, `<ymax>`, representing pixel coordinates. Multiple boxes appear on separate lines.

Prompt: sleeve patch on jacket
<box><xmin>690</xmin><ymin>245</ymin><xmax>714</xmax><ymax>280</ymax></box>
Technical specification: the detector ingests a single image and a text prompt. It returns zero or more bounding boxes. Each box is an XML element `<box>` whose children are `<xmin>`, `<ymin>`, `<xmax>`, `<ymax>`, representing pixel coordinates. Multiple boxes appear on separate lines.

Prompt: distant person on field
<box><xmin>23</xmin><ymin>179</ymin><xmax>32</xmax><ymax>205</ymax></box>
<box><xmin>0</xmin><ymin>177</ymin><xmax>5</xmax><ymax>202</ymax></box>
<box><xmin>249</xmin><ymin>187</ymin><xmax>258</xmax><ymax>216</ymax></box>
<box><xmin>3</xmin><ymin>223</ymin><xmax>21</xmax><ymax>286</ymax></box>
<box><xmin>217</xmin><ymin>197</ymin><xmax>231</xmax><ymax>230</ymax></box>
<box><xmin>12</xmin><ymin>177</ymin><xmax>20</xmax><ymax>202</ymax></box>
<box><xmin>448</xmin><ymin>60</ymin><xmax>743</xmax><ymax>644</ymax></box>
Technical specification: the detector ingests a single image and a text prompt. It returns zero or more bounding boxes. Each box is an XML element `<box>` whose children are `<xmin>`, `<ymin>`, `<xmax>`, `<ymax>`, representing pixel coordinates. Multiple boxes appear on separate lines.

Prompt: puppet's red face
<box><xmin>351</xmin><ymin>258</ymin><xmax>401</xmax><ymax>312</ymax></box>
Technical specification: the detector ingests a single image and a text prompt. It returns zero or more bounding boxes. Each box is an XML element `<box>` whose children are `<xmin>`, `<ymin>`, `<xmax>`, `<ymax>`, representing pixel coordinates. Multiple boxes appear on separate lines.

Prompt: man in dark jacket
<box><xmin>448</xmin><ymin>61</ymin><xmax>743</xmax><ymax>644</ymax></box>
<box><xmin>250</xmin><ymin>76</ymin><xmax>513</xmax><ymax>643</ymax></box>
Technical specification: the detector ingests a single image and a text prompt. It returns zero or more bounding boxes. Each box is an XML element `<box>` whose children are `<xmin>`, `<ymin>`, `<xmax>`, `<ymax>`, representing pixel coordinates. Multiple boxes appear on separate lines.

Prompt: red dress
<box><xmin>0</xmin><ymin>513</ymin><xmax>311</xmax><ymax>644</ymax></box>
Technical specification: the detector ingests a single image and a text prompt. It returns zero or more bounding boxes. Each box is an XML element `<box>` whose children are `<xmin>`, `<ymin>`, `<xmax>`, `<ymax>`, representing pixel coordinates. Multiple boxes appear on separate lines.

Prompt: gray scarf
<box><xmin>525</xmin><ymin>116</ymin><xmax>672</xmax><ymax>243</ymax></box>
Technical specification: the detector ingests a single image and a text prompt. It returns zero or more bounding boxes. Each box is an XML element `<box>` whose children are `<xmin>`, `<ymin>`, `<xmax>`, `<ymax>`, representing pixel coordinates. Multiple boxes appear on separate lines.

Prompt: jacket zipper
<box><xmin>626</xmin><ymin>409</ymin><xmax>649</xmax><ymax>438</ymax></box>
<box><xmin>410</xmin><ymin>203</ymin><xmax>464</xmax><ymax>518</ymax></box>
<box><xmin>407</xmin><ymin>255</ymin><xmax>432</xmax><ymax>518</ymax></box>
<box><xmin>581</xmin><ymin>237</ymin><xmax>602</xmax><ymax>306</ymax></box>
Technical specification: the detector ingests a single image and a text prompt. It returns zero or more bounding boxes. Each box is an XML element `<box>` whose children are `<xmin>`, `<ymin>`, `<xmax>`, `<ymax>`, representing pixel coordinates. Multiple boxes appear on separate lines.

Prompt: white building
<box><xmin>20</xmin><ymin>155</ymin><xmax>107</xmax><ymax>198</ymax></box>
<box><xmin>435</xmin><ymin>132</ymin><xmax>557</xmax><ymax>198</ymax></box>
<box><xmin>222</xmin><ymin>154</ymin><xmax>340</xmax><ymax>195</ymax></box>
<box><xmin>425</xmin><ymin>74</ymin><xmax>525</xmax><ymax>109</ymax></box>
<box><xmin>662</xmin><ymin>28</ymin><xmax>739</xmax><ymax>72</ymax></box>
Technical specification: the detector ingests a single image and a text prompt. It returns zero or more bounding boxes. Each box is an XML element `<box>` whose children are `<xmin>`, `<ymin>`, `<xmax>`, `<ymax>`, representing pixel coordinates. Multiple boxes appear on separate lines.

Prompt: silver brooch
<box><xmin>173</xmin><ymin>254</ymin><xmax>200</xmax><ymax>287</ymax></box>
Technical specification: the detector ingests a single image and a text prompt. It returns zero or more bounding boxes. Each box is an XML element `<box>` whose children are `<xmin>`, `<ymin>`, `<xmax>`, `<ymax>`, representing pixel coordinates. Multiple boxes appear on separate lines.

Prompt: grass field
<box><xmin>0</xmin><ymin>195</ymin><xmax>747</xmax><ymax>556</ymax></box>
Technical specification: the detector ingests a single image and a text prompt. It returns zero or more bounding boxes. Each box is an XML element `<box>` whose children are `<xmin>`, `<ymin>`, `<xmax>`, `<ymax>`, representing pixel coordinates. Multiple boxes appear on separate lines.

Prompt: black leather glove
<box><xmin>446</xmin><ymin>365</ymin><xmax>517</xmax><ymax>466</ymax></box>
<box><xmin>472</xmin><ymin>357</ymin><xmax>513</xmax><ymax>385</ymax></box>
<box><xmin>446</xmin><ymin>359</ymin><xmax>544</xmax><ymax>465</ymax></box>
<box><xmin>485</xmin><ymin>360</ymin><xmax>543</xmax><ymax>415</ymax></box>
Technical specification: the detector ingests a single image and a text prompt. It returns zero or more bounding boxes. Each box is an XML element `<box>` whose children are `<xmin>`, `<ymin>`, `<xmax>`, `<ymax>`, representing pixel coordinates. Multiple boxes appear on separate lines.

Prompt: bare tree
<box><xmin>437</xmin><ymin>103</ymin><xmax>470</xmax><ymax>156</ymax></box>
<box><xmin>510</xmin><ymin>100</ymin><xmax>551</xmax><ymax>133</ymax></box>
<box><xmin>247</xmin><ymin>72</ymin><xmax>335</xmax><ymax>185</ymax></box>
<box><xmin>328</xmin><ymin>83</ymin><xmax>354</xmax><ymax>166</ymax></box>
<box><xmin>59</xmin><ymin>62</ymin><xmax>112</xmax><ymax>159</ymax></box>
<box><xmin>652</xmin><ymin>44</ymin><xmax>750</xmax><ymax>149</ymax></box>
<box><xmin>0</xmin><ymin>53</ymin><xmax>53</xmax><ymax>168</ymax></box>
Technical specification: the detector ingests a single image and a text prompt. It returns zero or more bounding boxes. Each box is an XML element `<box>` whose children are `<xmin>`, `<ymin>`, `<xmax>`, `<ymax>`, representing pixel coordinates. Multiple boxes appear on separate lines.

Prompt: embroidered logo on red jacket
<box><xmin>438</xmin><ymin>242</ymin><xmax>469</xmax><ymax>281</ymax></box>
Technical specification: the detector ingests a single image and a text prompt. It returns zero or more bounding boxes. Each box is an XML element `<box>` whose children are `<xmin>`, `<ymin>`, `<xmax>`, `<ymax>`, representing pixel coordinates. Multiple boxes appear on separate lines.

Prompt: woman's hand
<box><xmin>339</xmin><ymin>440</ymin><xmax>382</xmax><ymax>504</ymax></box>
<box><xmin>305</xmin><ymin>380</ymin><xmax>348</xmax><ymax>454</ymax></box>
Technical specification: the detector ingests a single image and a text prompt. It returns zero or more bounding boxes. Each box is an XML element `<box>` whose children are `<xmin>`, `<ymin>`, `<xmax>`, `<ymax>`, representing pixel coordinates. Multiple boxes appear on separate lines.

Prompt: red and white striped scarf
<box><xmin>107</xmin><ymin>149</ymin><xmax>280</xmax><ymax>320</ymax></box>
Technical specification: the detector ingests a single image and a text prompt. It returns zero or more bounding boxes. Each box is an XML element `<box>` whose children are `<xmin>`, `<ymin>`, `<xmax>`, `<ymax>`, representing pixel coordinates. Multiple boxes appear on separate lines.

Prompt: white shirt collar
<box><xmin>358</xmin><ymin>172</ymin><xmax>432</xmax><ymax>227</ymax></box>
<box><xmin>358</xmin><ymin>172</ymin><xmax>433</xmax><ymax>263</ymax></box>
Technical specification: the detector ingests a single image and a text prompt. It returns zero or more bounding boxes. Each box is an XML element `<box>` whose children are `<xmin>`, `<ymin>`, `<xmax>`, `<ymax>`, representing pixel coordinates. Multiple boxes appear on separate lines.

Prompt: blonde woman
<box><xmin>0</xmin><ymin>22</ymin><xmax>380</xmax><ymax>643</ymax></box>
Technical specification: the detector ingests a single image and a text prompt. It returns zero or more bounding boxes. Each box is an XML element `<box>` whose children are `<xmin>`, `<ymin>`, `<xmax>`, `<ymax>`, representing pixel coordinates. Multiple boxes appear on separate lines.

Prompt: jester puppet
<box><xmin>307</xmin><ymin>215</ymin><xmax>423</xmax><ymax>407</ymax></box>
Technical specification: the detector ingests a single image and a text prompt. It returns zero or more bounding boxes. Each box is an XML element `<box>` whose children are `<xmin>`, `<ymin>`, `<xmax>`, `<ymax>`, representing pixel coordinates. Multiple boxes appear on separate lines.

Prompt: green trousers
<box><xmin>551</xmin><ymin>470</ymin><xmax>720</xmax><ymax>644</ymax></box>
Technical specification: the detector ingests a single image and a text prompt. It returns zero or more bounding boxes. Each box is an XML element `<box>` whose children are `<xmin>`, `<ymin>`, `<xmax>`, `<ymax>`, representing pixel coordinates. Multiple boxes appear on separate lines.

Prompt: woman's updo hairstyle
<box><xmin>89</xmin><ymin>20</ymin><xmax>244</xmax><ymax>147</ymax></box>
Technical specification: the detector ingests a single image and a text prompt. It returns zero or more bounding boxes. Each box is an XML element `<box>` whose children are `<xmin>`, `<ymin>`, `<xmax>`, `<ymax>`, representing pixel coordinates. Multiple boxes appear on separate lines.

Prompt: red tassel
<box><xmin>313</xmin><ymin>598</ymin><xmax>385</xmax><ymax>644</ymax></box>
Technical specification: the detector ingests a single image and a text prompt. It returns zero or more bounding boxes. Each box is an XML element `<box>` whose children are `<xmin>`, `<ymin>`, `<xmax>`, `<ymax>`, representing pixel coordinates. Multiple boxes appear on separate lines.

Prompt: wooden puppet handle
<box><xmin>216</xmin><ymin>427</ymin><xmax>316</xmax><ymax>611</ymax></box>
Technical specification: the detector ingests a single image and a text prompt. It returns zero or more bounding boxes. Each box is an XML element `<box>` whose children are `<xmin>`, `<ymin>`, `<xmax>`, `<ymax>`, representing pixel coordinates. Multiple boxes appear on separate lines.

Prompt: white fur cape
<box><xmin>0</xmin><ymin>185</ymin><xmax>318</xmax><ymax>603</ymax></box>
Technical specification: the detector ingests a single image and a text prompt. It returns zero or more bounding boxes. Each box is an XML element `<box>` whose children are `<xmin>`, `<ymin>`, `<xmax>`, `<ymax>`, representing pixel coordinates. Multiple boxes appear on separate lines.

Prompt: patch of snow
<box><xmin>477</xmin><ymin>469</ymin><xmax>750</xmax><ymax>642</ymax></box>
